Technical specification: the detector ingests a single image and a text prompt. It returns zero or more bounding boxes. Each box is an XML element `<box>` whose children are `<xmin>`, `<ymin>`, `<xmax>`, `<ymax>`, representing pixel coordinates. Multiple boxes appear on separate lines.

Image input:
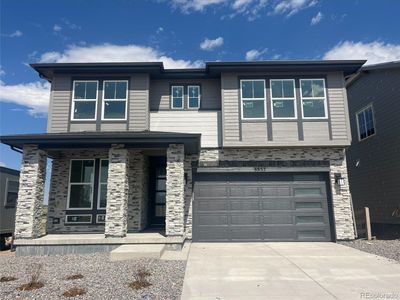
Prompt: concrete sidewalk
<box><xmin>181</xmin><ymin>242</ymin><xmax>400</xmax><ymax>300</ymax></box>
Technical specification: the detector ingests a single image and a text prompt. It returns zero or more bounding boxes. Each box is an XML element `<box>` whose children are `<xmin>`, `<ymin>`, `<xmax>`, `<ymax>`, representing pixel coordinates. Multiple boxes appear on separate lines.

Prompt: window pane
<box><xmin>7</xmin><ymin>181</ymin><xmax>19</xmax><ymax>192</ymax></box>
<box><xmin>296</xmin><ymin>216</ymin><xmax>324</xmax><ymax>224</ymax></box>
<box><xmin>104</xmin><ymin>101</ymin><xmax>126</xmax><ymax>119</ymax></box>
<box><xmin>156</xmin><ymin>192</ymin><xmax>166</xmax><ymax>204</ymax></box>
<box><xmin>301</xmin><ymin>80</ymin><xmax>313</xmax><ymax>97</ymax></box>
<box><xmin>172</xmin><ymin>86</ymin><xmax>183</xmax><ymax>97</ymax></box>
<box><xmin>85</xmin><ymin>82</ymin><xmax>97</xmax><ymax>99</ymax></box>
<box><xmin>298</xmin><ymin>230</ymin><xmax>325</xmax><ymax>238</ymax></box>
<box><xmin>188</xmin><ymin>86</ymin><xmax>199</xmax><ymax>97</ymax></box>
<box><xmin>99</xmin><ymin>184</ymin><xmax>107</xmax><ymax>208</ymax></box>
<box><xmin>74</xmin><ymin>101</ymin><xmax>96</xmax><ymax>119</ymax></box>
<box><xmin>70</xmin><ymin>161</ymin><xmax>82</xmax><ymax>183</ymax></box>
<box><xmin>273</xmin><ymin>100</ymin><xmax>295</xmax><ymax>118</ymax></box>
<box><xmin>303</xmin><ymin>99</ymin><xmax>325</xmax><ymax>117</ymax></box>
<box><xmin>97</xmin><ymin>214</ymin><xmax>106</xmax><ymax>223</ymax></box>
<box><xmin>253</xmin><ymin>81</ymin><xmax>265</xmax><ymax>98</ymax></box>
<box><xmin>6</xmin><ymin>192</ymin><xmax>18</xmax><ymax>207</ymax></box>
<box><xmin>271</xmin><ymin>80</ymin><xmax>283</xmax><ymax>98</ymax></box>
<box><xmin>74</xmin><ymin>82</ymin><xmax>86</xmax><ymax>99</ymax></box>
<box><xmin>243</xmin><ymin>100</ymin><xmax>265</xmax><ymax>118</ymax></box>
<box><xmin>283</xmin><ymin>80</ymin><xmax>295</xmax><ymax>98</ymax></box>
<box><xmin>66</xmin><ymin>215</ymin><xmax>92</xmax><ymax>223</ymax></box>
<box><xmin>365</xmin><ymin>108</ymin><xmax>375</xmax><ymax>136</ymax></box>
<box><xmin>100</xmin><ymin>160</ymin><xmax>109</xmax><ymax>183</ymax></box>
<box><xmin>104</xmin><ymin>82</ymin><xmax>116</xmax><ymax>99</ymax></box>
<box><xmin>312</xmin><ymin>80</ymin><xmax>325</xmax><ymax>97</ymax></box>
<box><xmin>189</xmin><ymin>97</ymin><xmax>199</xmax><ymax>108</ymax></box>
<box><xmin>294</xmin><ymin>187</ymin><xmax>322</xmax><ymax>195</ymax></box>
<box><xmin>173</xmin><ymin>97</ymin><xmax>183</xmax><ymax>108</ymax></box>
<box><xmin>116</xmin><ymin>82</ymin><xmax>127</xmax><ymax>99</ymax></box>
<box><xmin>156</xmin><ymin>179</ymin><xmax>166</xmax><ymax>191</ymax></box>
<box><xmin>296</xmin><ymin>202</ymin><xmax>322</xmax><ymax>209</ymax></box>
<box><xmin>69</xmin><ymin>185</ymin><xmax>92</xmax><ymax>208</ymax></box>
<box><xmin>357</xmin><ymin>112</ymin><xmax>367</xmax><ymax>139</ymax></box>
<box><xmin>241</xmin><ymin>81</ymin><xmax>253</xmax><ymax>98</ymax></box>
<box><xmin>82</xmin><ymin>160</ymin><xmax>94</xmax><ymax>183</ymax></box>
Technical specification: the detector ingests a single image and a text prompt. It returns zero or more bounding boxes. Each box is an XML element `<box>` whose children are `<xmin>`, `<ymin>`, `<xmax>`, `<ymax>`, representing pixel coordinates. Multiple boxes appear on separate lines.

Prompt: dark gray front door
<box><xmin>193</xmin><ymin>173</ymin><xmax>332</xmax><ymax>242</ymax></box>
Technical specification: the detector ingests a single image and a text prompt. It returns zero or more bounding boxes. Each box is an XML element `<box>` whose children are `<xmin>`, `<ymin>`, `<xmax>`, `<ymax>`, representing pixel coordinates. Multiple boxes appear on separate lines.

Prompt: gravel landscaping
<box><xmin>339</xmin><ymin>239</ymin><xmax>400</xmax><ymax>262</ymax></box>
<box><xmin>0</xmin><ymin>252</ymin><xmax>186</xmax><ymax>299</ymax></box>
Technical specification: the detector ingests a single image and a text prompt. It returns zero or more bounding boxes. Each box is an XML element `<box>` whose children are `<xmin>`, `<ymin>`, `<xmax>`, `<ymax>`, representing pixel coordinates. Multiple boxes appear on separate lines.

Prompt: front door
<box><xmin>149</xmin><ymin>157</ymin><xmax>166</xmax><ymax>227</ymax></box>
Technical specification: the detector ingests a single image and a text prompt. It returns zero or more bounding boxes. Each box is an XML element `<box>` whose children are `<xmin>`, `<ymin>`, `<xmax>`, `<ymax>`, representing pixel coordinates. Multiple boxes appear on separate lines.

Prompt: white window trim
<box><xmin>270</xmin><ymin>79</ymin><xmax>297</xmax><ymax>120</ymax></box>
<box><xmin>96</xmin><ymin>214</ymin><xmax>106</xmax><ymax>224</ymax></box>
<box><xmin>66</xmin><ymin>159</ymin><xmax>95</xmax><ymax>210</ymax></box>
<box><xmin>356</xmin><ymin>104</ymin><xmax>376</xmax><ymax>141</ymax></box>
<box><xmin>97</xmin><ymin>159</ymin><xmax>108</xmax><ymax>210</ymax></box>
<box><xmin>101</xmin><ymin>80</ymin><xmax>129</xmax><ymax>121</ymax></box>
<box><xmin>65</xmin><ymin>214</ymin><xmax>92</xmax><ymax>224</ymax></box>
<box><xmin>71</xmin><ymin>80</ymin><xmax>99</xmax><ymax>121</ymax></box>
<box><xmin>240</xmin><ymin>79</ymin><xmax>267</xmax><ymax>120</ymax></box>
<box><xmin>4</xmin><ymin>178</ymin><xmax>18</xmax><ymax>207</ymax></box>
<box><xmin>187</xmin><ymin>85</ymin><xmax>201</xmax><ymax>109</ymax></box>
<box><xmin>299</xmin><ymin>78</ymin><xmax>328</xmax><ymax>120</ymax></box>
<box><xmin>171</xmin><ymin>85</ymin><xmax>184</xmax><ymax>109</ymax></box>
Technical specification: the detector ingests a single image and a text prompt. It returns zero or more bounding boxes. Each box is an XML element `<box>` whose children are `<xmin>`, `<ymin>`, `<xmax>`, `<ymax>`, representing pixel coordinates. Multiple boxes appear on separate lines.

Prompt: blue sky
<box><xmin>1</xmin><ymin>0</ymin><xmax>400</xmax><ymax>170</ymax></box>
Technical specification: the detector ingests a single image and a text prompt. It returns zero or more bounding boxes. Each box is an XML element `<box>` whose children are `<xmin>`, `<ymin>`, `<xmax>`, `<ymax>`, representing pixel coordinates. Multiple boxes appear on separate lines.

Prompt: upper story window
<box><xmin>241</xmin><ymin>79</ymin><xmax>266</xmax><ymax>119</ymax></box>
<box><xmin>5</xmin><ymin>179</ymin><xmax>19</xmax><ymax>207</ymax></box>
<box><xmin>270</xmin><ymin>79</ymin><xmax>296</xmax><ymax>119</ymax></box>
<box><xmin>300</xmin><ymin>79</ymin><xmax>327</xmax><ymax>119</ymax></box>
<box><xmin>102</xmin><ymin>80</ymin><xmax>128</xmax><ymax>120</ymax></box>
<box><xmin>188</xmin><ymin>85</ymin><xmax>200</xmax><ymax>109</ymax></box>
<box><xmin>72</xmin><ymin>81</ymin><xmax>98</xmax><ymax>120</ymax></box>
<box><xmin>171</xmin><ymin>86</ymin><xmax>184</xmax><ymax>109</ymax></box>
<box><xmin>356</xmin><ymin>105</ymin><xmax>375</xmax><ymax>141</ymax></box>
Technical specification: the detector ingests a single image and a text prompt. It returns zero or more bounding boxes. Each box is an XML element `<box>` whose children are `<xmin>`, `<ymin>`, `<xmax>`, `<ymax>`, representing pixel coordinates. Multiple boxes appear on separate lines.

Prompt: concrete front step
<box><xmin>110</xmin><ymin>244</ymin><xmax>165</xmax><ymax>261</ymax></box>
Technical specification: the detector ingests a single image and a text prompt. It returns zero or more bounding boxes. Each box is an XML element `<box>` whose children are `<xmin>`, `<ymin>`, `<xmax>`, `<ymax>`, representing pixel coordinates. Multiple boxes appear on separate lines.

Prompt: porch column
<box><xmin>105</xmin><ymin>144</ymin><xmax>129</xmax><ymax>238</ymax></box>
<box><xmin>166</xmin><ymin>144</ymin><xmax>185</xmax><ymax>236</ymax></box>
<box><xmin>15</xmin><ymin>145</ymin><xmax>47</xmax><ymax>239</ymax></box>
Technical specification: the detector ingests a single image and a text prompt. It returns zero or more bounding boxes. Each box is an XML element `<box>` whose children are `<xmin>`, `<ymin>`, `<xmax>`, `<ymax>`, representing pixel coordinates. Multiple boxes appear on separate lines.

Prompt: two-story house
<box><xmin>0</xmin><ymin>60</ymin><xmax>365</xmax><ymax>255</ymax></box>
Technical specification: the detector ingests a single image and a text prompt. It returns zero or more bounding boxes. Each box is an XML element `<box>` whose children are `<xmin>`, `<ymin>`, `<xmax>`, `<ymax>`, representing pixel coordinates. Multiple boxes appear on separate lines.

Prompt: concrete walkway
<box><xmin>181</xmin><ymin>242</ymin><xmax>400</xmax><ymax>300</ymax></box>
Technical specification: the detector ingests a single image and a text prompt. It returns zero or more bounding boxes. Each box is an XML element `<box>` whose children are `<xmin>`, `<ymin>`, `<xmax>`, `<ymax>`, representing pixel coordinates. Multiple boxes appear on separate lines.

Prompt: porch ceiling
<box><xmin>0</xmin><ymin>131</ymin><xmax>201</xmax><ymax>154</ymax></box>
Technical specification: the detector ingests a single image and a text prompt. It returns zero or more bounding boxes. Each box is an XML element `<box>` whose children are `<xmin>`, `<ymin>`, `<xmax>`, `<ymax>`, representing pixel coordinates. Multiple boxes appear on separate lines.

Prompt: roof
<box><xmin>0</xmin><ymin>166</ymin><xmax>20</xmax><ymax>176</ymax></box>
<box><xmin>31</xmin><ymin>60</ymin><xmax>366</xmax><ymax>81</ymax></box>
<box><xmin>0</xmin><ymin>131</ymin><xmax>201</xmax><ymax>155</ymax></box>
<box><xmin>361</xmin><ymin>60</ymin><xmax>400</xmax><ymax>71</ymax></box>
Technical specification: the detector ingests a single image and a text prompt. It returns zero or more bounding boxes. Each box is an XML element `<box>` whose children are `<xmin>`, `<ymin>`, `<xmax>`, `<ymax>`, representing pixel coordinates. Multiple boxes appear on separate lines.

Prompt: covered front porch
<box><xmin>1</xmin><ymin>131</ymin><xmax>200</xmax><ymax>253</ymax></box>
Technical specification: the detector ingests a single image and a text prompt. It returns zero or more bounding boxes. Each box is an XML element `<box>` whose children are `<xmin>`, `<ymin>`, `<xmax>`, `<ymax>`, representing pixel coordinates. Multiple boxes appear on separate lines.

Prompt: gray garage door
<box><xmin>193</xmin><ymin>173</ymin><xmax>332</xmax><ymax>242</ymax></box>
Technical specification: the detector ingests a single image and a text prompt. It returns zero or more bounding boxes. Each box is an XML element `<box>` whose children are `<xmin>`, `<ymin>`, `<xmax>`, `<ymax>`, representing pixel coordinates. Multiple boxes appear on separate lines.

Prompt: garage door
<box><xmin>193</xmin><ymin>173</ymin><xmax>332</xmax><ymax>242</ymax></box>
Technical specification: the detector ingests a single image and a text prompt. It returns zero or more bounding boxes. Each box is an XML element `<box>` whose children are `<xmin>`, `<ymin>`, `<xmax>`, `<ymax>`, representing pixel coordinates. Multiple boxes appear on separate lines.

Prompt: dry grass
<box><xmin>17</xmin><ymin>263</ymin><xmax>44</xmax><ymax>291</ymax></box>
<box><xmin>0</xmin><ymin>276</ymin><xmax>17</xmax><ymax>282</ymax></box>
<box><xmin>62</xmin><ymin>287</ymin><xmax>87</xmax><ymax>297</ymax></box>
<box><xmin>65</xmin><ymin>274</ymin><xmax>84</xmax><ymax>280</ymax></box>
<box><xmin>128</xmin><ymin>266</ymin><xmax>152</xmax><ymax>290</ymax></box>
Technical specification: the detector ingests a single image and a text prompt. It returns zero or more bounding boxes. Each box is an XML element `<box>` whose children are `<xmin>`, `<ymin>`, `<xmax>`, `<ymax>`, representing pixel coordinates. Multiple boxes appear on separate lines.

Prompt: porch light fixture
<box><xmin>334</xmin><ymin>173</ymin><xmax>344</xmax><ymax>187</ymax></box>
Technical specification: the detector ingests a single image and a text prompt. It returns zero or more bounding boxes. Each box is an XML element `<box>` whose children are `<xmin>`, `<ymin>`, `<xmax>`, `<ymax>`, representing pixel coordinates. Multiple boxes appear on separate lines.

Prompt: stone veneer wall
<box><xmin>166</xmin><ymin>144</ymin><xmax>185</xmax><ymax>236</ymax></box>
<box><xmin>183</xmin><ymin>147</ymin><xmax>355</xmax><ymax>240</ymax></box>
<box><xmin>127</xmin><ymin>150</ymin><xmax>149</xmax><ymax>232</ymax></box>
<box><xmin>15</xmin><ymin>145</ymin><xmax>47</xmax><ymax>239</ymax></box>
<box><xmin>47</xmin><ymin>150</ymin><xmax>108</xmax><ymax>233</ymax></box>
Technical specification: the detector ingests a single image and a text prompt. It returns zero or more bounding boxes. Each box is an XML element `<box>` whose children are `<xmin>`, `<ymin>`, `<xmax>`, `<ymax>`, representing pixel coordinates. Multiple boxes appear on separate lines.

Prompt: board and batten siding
<box><xmin>150</xmin><ymin>111</ymin><xmax>221</xmax><ymax>147</ymax></box>
<box><xmin>47</xmin><ymin>74</ymin><xmax>150</xmax><ymax>133</ymax></box>
<box><xmin>221</xmin><ymin>72</ymin><xmax>351</xmax><ymax>147</ymax></box>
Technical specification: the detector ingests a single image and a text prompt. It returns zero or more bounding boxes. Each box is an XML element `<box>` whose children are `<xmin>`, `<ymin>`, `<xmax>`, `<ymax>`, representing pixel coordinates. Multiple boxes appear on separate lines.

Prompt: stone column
<box><xmin>14</xmin><ymin>145</ymin><xmax>47</xmax><ymax>239</ymax></box>
<box><xmin>105</xmin><ymin>144</ymin><xmax>129</xmax><ymax>237</ymax></box>
<box><xmin>166</xmin><ymin>144</ymin><xmax>185</xmax><ymax>236</ymax></box>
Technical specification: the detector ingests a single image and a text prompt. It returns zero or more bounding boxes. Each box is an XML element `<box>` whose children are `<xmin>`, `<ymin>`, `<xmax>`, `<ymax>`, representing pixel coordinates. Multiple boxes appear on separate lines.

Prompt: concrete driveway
<box><xmin>181</xmin><ymin>242</ymin><xmax>400</xmax><ymax>300</ymax></box>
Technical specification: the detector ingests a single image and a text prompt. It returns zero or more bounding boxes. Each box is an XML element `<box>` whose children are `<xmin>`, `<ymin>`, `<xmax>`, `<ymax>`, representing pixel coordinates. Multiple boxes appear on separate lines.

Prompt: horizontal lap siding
<box><xmin>221</xmin><ymin>73</ymin><xmax>240</xmax><ymax>143</ymax></box>
<box><xmin>129</xmin><ymin>74</ymin><xmax>149</xmax><ymax>131</ymax></box>
<box><xmin>48</xmin><ymin>75</ymin><xmax>71</xmax><ymax>133</ymax></box>
<box><xmin>272</xmin><ymin>122</ymin><xmax>298</xmax><ymax>142</ymax></box>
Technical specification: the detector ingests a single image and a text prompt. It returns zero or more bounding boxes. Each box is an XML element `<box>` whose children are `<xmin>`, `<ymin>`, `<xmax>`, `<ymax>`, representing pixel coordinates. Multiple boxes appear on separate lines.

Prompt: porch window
<box><xmin>5</xmin><ymin>179</ymin><xmax>19</xmax><ymax>207</ymax></box>
<box><xmin>68</xmin><ymin>160</ymin><xmax>95</xmax><ymax>209</ymax></box>
<box><xmin>241</xmin><ymin>79</ymin><xmax>266</xmax><ymax>119</ymax></box>
<box><xmin>98</xmin><ymin>160</ymin><xmax>109</xmax><ymax>209</ymax></box>
<box><xmin>102</xmin><ymin>80</ymin><xmax>128</xmax><ymax>120</ymax></box>
<box><xmin>300</xmin><ymin>79</ymin><xmax>327</xmax><ymax>118</ymax></box>
<box><xmin>71</xmin><ymin>81</ymin><xmax>98</xmax><ymax>120</ymax></box>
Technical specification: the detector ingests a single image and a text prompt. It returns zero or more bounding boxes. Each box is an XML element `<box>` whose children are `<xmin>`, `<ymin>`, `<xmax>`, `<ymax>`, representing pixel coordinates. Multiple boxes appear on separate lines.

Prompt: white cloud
<box><xmin>323</xmin><ymin>41</ymin><xmax>400</xmax><ymax>65</ymax></box>
<box><xmin>200</xmin><ymin>37</ymin><xmax>224</xmax><ymax>51</ymax></box>
<box><xmin>245</xmin><ymin>48</ymin><xmax>268</xmax><ymax>61</ymax></box>
<box><xmin>0</xmin><ymin>80</ymin><xmax>50</xmax><ymax>115</ymax></box>
<box><xmin>38</xmin><ymin>43</ymin><xmax>203</xmax><ymax>68</ymax></box>
<box><xmin>53</xmin><ymin>24</ymin><xmax>62</xmax><ymax>32</ymax></box>
<box><xmin>1</xmin><ymin>30</ymin><xmax>23</xmax><ymax>38</ymax></box>
<box><xmin>230</xmin><ymin>0</ymin><xmax>268</xmax><ymax>20</ymax></box>
<box><xmin>311</xmin><ymin>11</ymin><xmax>323</xmax><ymax>25</ymax></box>
<box><xmin>0</xmin><ymin>162</ymin><xmax>6</xmax><ymax>167</ymax></box>
<box><xmin>272</xmin><ymin>0</ymin><xmax>317</xmax><ymax>17</ymax></box>
<box><xmin>171</xmin><ymin>0</ymin><xmax>226</xmax><ymax>12</ymax></box>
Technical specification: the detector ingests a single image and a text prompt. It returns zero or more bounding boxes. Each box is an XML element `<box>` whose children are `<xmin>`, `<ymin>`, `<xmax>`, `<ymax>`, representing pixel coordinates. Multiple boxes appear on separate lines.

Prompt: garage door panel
<box><xmin>262</xmin><ymin>226</ymin><xmax>296</xmax><ymax>240</ymax></box>
<box><xmin>230</xmin><ymin>227</ymin><xmax>262</xmax><ymax>240</ymax></box>
<box><xmin>230</xmin><ymin>186</ymin><xmax>259</xmax><ymax>197</ymax></box>
<box><xmin>196</xmin><ymin>186</ymin><xmax>227</xmax><ymax>198</ymax></box>
<box><xmin>196</xmin><ymin>227</ymin><xmax>229</xmax><ymax>241</ymax></box>
<box><xmin>196</xmin><ymin>200</ymin><xmax>228</xmax><ymax>211</ymax></box>
<box><xmin>261</xmin><ymin>199</ymin><xmax>292</xmax><ymax>210</ymax></box>
<box><xmin>230</xmin><ymin>199</ymin><xmax>259</xmax><ymax>210</ymax></box>
<box><xmin>231</xmin><ymin>214</ymin><xmax>261</xmax><ymax>225</ymax></box>
<box><xmin>263</xmin><ymin>214</ymin><xmax>294</xmax><ymax>225</ymax></box>
<box><xmin>261</xmin><ymin>186</ymin><xmax>291</xmax><ymax>196</ymax></box>
<box><xmin>197</xmin><ymin>214</ymin><xmax>228</xmax><ymax>225</ymax></box>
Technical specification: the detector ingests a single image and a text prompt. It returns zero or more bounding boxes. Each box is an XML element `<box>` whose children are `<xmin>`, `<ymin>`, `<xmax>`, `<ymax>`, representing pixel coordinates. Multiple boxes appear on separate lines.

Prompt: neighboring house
<box><xmin>0</xmin><ymin>166</ymin><xmax>20</xmax><ymax>250</ymax></box>
<box><xmin>346</xmin><ymin>61</ymin><xmax>400</xmax><ymax>236</ymax></box>
<box><xmin>0</xmin><ymin>60</ymin><xmax>365</xmax><ymax>254</ymax></box>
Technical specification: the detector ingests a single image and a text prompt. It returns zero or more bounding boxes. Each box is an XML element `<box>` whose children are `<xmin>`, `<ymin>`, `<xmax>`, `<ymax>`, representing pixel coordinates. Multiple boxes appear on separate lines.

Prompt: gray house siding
<box><xmin>47</xmin><ymin>74</ymin><xmax>150</xmax><ymax>133</ymax></box>
<box><xmin>221</xmin><ymin>71</ymin><xmax>351</xmax><ymax>147</ymax></box>
<box><xmin>346</xmin><ymin>68</ymin><xmax>400</xmax><ymax>225</ymax></box>
<box><xmin>0</xmin><ymin>168</ymin><xmax>19</xmax><ymax>235</ymax></box>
